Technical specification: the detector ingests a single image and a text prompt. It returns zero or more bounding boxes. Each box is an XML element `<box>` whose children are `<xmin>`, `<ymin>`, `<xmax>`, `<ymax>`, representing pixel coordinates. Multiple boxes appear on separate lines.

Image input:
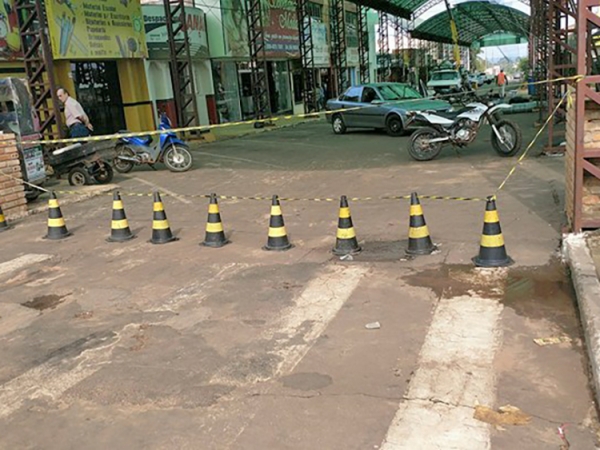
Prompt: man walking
<box><xmin>496</xmin><ymin>69</ymin><xmax>506</xmax><ymax>98</ymax></box>
<box><xmin>56</xmin><ymin>88</ymin><xmax>94</xmax><ymax>138</ymax></box>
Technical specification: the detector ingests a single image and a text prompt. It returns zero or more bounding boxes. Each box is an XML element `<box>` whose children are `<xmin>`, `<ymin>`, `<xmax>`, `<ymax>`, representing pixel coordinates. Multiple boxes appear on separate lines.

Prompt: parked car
<box><xmin>484</xmin><ymin>73</ymin><xmax>495</xmax><ymax>84</ymax></box>
<box><xmin>427</xmin><ymin>69</ymin><xmax>462</xmax><ymax>94</ymax></box>
<box><xmin>325</xmin><ymin>83</ymin><xmax>452</xmax><ymax>136</ymax></box>
<box><xmin>477</xmin><ymin>73</ymin><xmax>487</xmax><ymax>86</ymax></box>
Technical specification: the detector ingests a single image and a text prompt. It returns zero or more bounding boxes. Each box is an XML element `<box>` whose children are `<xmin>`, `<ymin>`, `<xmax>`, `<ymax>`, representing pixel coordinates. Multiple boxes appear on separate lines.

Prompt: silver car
<box><xmin>325</xmin><ymin>83</ymin><xmax>452</xmax><ymax>136</ymax></box>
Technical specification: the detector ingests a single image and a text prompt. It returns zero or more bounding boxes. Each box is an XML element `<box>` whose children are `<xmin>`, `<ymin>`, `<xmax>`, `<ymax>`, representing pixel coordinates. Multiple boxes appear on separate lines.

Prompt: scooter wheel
<box><xmin>68</xmin><ymin>167</ymin><xmax>92</xmax><ymax>186</ymax></box>
<box><xmin>94</xmin><ymin>162</ymin><xmax>114</xmax><ymax>184</ymax></box>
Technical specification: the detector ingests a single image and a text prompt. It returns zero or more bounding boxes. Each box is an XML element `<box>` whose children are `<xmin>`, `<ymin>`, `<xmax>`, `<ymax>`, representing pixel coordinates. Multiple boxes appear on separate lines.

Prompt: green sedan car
<box><xmin>325</xmin><ymin>82</ymin><xmax>452</xmax><ymax>136</ymax></box>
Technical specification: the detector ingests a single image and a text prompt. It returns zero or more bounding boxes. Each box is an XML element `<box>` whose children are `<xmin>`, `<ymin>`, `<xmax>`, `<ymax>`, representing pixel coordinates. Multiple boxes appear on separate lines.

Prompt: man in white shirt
<box><xmin>56</xmin><ymin>88</ymin><xmax>94</xmax><ymax>138</ymax></box>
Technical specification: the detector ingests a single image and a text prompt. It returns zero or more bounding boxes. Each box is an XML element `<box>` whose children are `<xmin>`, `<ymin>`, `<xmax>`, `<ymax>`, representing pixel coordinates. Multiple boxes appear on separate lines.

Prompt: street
<box><xmin>0</xmin><ymin>114</ymin><xmax>598</xmax><ymax>449</ymax></box>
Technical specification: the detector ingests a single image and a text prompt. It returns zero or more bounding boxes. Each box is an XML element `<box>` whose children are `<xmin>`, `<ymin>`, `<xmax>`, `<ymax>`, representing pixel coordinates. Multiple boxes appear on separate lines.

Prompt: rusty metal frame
<box><xmin>358</xmin><ymin>5</ymin><xmax>370</xmax><ymax>84</ymax></box>
<box><xmin>378</xmin><ymin>12</ymin><xmax>390</xmax><ymax>81</ymax></box>
<box><xmin>572</xmin><ymin>0</ymin><xmax>600</xmax><ymax>230</ymax></box>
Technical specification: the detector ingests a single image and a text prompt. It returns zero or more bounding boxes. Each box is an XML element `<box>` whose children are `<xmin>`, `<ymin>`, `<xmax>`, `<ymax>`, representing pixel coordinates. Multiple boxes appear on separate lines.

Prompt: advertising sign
<box><xmin>263</xmin><ymin>0</ymin><xmax>299</xmax><ymax>58</ymax></box>
<box><xmin>309</xmin><ymin>19</ymin><xmax>329</xmax><ymax>67</ymax></box>
<box><xmin>0</xmin><ymin>0</ymin><xmax>21</xmax><ymax>59</ymax></box>
<box><xmin>222</xmin><ymin>0</ymin><xmax>298</xmax><ymax>59</ymax></box>
<box><xmin>45</xmin><ymin>0</ymin><xmax>148</xmax><ymax>59</ymax></box>
<box><xmin>346</xmin><ymin>11</ymin><xmax>358</xmax><ymax>66</ymax></box>
<box><xmin>143</xmin><ymin>5</ymin><xmax>208</xmax><ymax>59</ymax></box>
<box><xmin>22</xmin><ymin>145</ymin><xmax>46</xmax><ymax>183</ymax></box>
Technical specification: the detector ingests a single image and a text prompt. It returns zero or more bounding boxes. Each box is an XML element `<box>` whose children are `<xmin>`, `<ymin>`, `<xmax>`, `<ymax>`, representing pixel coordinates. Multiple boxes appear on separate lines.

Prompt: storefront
<box><xmin>208</xmin><ymin>0</ymin><xmax>297</xmax><ymax>123</ymax></box>
<box><xmin>345</xmin><ymin>10</ymin><xmax>360</xmax><ymax>87</ymax></box>
<box><xmin>46</xmin><ymin>0</ymin><xmax>154</xmax><ymax>134</ymax></box>
<box><xmin>142</xmin><ymin>4</ymin><xmax>216</xmax><ymax>126</ymax></box>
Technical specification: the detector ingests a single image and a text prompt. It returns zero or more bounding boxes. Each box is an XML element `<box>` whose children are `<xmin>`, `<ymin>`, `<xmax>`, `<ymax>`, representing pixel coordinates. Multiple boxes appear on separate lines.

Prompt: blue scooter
<box><xmin>113</xmin><ymin>113</ymin><xmax>193</xmax><ymax>173</ymax></box>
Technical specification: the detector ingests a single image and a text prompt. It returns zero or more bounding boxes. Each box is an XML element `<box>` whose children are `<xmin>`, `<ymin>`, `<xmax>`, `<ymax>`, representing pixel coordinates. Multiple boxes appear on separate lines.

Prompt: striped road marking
<box><xmin>381</xmin><ymin>295</ymin><xmax>503</xmax><ymax>450</ymax></box>
<box><xmin>0</xmin><ymin>254</ymin><xmax>53</xmax><ymax>277</ymax></box>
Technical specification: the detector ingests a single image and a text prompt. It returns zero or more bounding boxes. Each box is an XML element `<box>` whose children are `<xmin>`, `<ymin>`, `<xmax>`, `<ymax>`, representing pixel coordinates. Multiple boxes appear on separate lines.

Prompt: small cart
<box><xmin>47</xmin><ymin>141</ymin><xmax>114</xmax><ymax>186</ymax></box>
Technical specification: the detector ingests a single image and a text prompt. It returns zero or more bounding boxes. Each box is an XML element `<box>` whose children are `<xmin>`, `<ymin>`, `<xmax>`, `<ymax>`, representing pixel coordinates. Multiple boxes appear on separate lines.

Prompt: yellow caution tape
<box><xmin>25</xmin><ymin>74</ymin><xmax>589</xmax><ymax>146</ymax></box>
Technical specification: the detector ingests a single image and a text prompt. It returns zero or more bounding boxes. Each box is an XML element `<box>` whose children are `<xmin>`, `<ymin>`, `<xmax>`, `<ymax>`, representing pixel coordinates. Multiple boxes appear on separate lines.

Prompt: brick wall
<box><xmin>0</xmin><ymin>134</ymin><xmax>27</xmax><ymax>218</ymax></box>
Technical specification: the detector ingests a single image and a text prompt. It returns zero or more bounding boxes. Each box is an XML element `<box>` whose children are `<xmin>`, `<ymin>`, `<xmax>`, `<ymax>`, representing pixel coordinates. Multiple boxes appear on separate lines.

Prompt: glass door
<box><xmin>71</xmin><ymin>61</ymin><xmax>126</xmax><ymax>135</ymax></box>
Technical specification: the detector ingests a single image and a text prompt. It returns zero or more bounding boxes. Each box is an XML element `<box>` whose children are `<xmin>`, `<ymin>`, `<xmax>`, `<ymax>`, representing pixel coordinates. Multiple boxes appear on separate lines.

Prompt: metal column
<box><xmin>378</xmin><ymin>13</ymin><xmax>390</xmax><ymax>82</ymax></box>
<box><xmin>330</xmin><ymin>0</ymin><xmax>347</xmax><ymax>96</ymax></box>
<box><xmin>297</xmin><ymin>0</ymin><xmax>317</xmax><ymax>113</ymax></box>
<box><xmin>357</xmin><ymin>5</ymin><xmax>370</xmax><ymax>84</ymax></box>
<box><xmin>16</xmin><ymin>0</ymin><xmax>64</xmax><ymax>141</ymax></box>
<box><xmin>164</xmin><ymin>0</ymin><xmax>200</xmax><ymax>130</ymax></box>
<box><xmin>392</xmin><ymin>16</ymin><xmax>401</xmax><ymax>80</ymax></box>
<box><xmin>245</xmin><ymin>0</ymin><xmax>271</xmax><ymax>123</ymax></box>
<box><xmin>571</xmin><ymin>0</ymin><xmax>600</xmax><ymax>230</ymax></box>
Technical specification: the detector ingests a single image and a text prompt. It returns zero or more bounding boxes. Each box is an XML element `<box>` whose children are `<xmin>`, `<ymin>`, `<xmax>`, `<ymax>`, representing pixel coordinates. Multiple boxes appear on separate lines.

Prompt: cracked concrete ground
<box><xmin>0</xmin><ymin>114</ymin><xmax>598</xmax><ymax>449</ymax></box>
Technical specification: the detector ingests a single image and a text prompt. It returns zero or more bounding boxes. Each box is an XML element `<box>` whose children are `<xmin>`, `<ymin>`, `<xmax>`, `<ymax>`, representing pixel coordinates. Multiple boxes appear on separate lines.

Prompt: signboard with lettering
<box><xmin>44</xmin><ymin>0</ymin><xmax>148</xmax><ymax>59</ymax></box>
<box><xmin>345</xmin><ymin>11</ymin><xmax>359</xmax><ymax>66</ymax></box>
<box><xmin>308</xmin><ymin>19</ymin><xmax>328</xmax><ymax>67</ymax></box>
<box><xmin>0</xmin><ymin>0</ymin><xmax>21</xmax><ymax>60</ymax></box>
<box><xmin>143</xmin><ymin>5</ymin><xmax>208</xmax><ymax>59</ymax></box>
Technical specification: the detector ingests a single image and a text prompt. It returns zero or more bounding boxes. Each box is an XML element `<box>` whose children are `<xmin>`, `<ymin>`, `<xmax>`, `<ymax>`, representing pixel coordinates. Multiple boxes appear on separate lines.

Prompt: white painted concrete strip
<box><xmin>0</xmin><ymin>324</ymin><xmax>136</xmax><ymax>419</ymax></box>
<box><xmin>0</xmin><ymin>254</ymin><xmax>53</xmax><ymax>277</ymax></box>
<box><xmin>382</xmin><ymin>295</ymin><xmax>504</xmax><ymax>450</ymax></box>
<box><xmin>268</xmin><ymin>264</ymin><xmax>368</xmax><ymax>377</ymax></box>
<box><xmin>133</xmin><ymin>177</ymin><xmax>192</xmax><ymax>204</ymax></box>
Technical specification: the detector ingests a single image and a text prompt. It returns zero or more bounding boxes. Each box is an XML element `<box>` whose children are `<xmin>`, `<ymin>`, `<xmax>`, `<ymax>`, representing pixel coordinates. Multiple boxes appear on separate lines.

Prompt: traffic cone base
<box><xmin>472</xmin><ymin>197</ymin><xmax>513</xmax><ymax>267</ymax></box>
<box><xmin>44</xmin><ymin>194</ymin><xmax>71</xmax><ymax>240</ymax></box>
<box><xmin>406</xmin><ymin>193</ymin><xmax>435</xmax><ymax>255</ymax></box>
<box><xmin>107</xmin><ymin>193</ymin><xmax>135</xmax><ymax>243</ymax></box>
<box><xmin>150</xmin><ymin>192</ymin><xmax>178</xmax><ymax>244</ymax></box>
<box><xmin>0</xmin><ymin>205</ymin><xmax>11</xmax><ymax>232</ymax></box>
<box><xmin>263</xmin><ymin>196</ymin><xmax>292</xmax><ymax>251</ymax></box>
<box><xmin>202</xmin><ymin>194</ymin><xmax>229</xmax><ymax>248</ymax></box>
<box><xmin>332</xmin><ymin>197</ymin><xmax>361</xmax><ymax>256</ymax></box>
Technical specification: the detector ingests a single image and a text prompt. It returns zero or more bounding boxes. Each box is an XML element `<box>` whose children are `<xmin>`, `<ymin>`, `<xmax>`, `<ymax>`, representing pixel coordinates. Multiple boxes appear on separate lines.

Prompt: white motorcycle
<box><xmin>406</xmin><ymin>98</ymin><xmax>522</xmax><ymax>161</ymax></box>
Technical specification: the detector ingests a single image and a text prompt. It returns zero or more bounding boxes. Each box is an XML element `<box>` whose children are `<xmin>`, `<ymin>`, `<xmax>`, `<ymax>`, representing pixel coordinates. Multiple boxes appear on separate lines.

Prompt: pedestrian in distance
<box><xmin>496</xmin><ymin>69</ymin><xmax>506</xmax><ymax>98</ymax></box>
<box><xmin>56</xmin><ymin>87</ymin><xmax>94</xmax><ymax>138</ymax></box>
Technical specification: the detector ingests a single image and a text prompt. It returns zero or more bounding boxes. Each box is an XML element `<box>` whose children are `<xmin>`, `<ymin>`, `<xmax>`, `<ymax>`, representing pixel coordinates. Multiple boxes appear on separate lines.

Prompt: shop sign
<box><xmin>346</xmin><ymin>11</ymin><xmax>359</xmax><ymax>67</ymax></box>
<box><xmin>0</xmin><ymin>0</ymin><xmax>21</xmax><ymax>60</ymax></box>
<box><xmin>143</xmin><ymin>5</ymin><xmax>208</xmax><ymax>59</ymax></box>
<box><xmin>45</xmin><ymin>0</ymin><xmax>148</xmax><ymax>59</ymax></box>
<box><xmin>221</xmin><ymin>0</ymin><xmax>298</xmax><ymax>59</ymax></box>
<box><xmin>22</xmin><ymin>144</ymin><xmax>46</xmax><ymax>183</ymax></box>
<box><xmin>308</xmin><ymin>18</ymin><xmax>328</xmax><ymax>67</ymax></box>
<box><xmin>263</xmin><ymin>0</ymin><xmax>299</xmax><ymax>58</ymax></box>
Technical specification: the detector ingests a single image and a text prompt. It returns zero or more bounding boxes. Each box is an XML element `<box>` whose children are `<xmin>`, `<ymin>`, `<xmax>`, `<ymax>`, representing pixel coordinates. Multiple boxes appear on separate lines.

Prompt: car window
<box><xmin>341</xmin><ymin>87</ymin><xmax>361</xmax><ymax>102</ymax></box>
<box><xmin>388</xmin><ymin>84</ymin><xmax>422</xmax><ymax>99</ymax></box>
<box><xmin>374</xmin><ymin>86</ymin><xmax>399</xmax><ymax>101</ymax></box>
<box><xmin>361</xmin><ymin>87</ymin><xmax>380</xmax><ymax>103</ymax></box>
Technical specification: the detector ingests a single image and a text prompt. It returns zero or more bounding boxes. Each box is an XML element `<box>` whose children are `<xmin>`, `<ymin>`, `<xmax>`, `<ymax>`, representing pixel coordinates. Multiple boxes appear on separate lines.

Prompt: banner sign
<box><xmin>45</xmin><ymin>0</ymin><xmax>148</xmax><ymax>59</ymax></box>
<box><xmin>345</xmin><ymin>11</ymin><xmax>359</xmax><ymax>66</ymax></box>
<box><xmin>143</xmin><ymin>5</ymin><xmax>208</xmax><ymax>59</ymax></box>
<box><xmin>222</xmin><ymin>0</ymin><xmax>298</xmax><ymax>59</ymax></box>
<box><xmin>309</xmin><ymin>19</ymin><xmax>328</xmax><ymax>67</ymax></box>
<box><xmin>0</xmin><ymin>0</ymin><xmax>21</xmax><ymax>59</ymax></box>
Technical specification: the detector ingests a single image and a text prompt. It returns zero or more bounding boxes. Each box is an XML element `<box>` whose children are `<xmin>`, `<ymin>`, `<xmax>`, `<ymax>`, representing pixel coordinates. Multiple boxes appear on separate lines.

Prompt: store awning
<box><xmin>411</xmin><ymin>1</ymin><xmax>530</xmax><ymax>46</ymax></box>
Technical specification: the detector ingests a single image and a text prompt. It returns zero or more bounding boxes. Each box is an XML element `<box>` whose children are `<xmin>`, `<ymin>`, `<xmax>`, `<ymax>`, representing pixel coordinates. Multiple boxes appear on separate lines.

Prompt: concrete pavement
<box><xmin>1</xmin><ymin>114</ymin><xmax>599</xmax><ymax>449</ymax></box>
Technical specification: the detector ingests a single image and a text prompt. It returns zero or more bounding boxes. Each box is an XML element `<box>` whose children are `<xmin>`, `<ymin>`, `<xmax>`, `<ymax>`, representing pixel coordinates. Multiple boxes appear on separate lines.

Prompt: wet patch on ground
<box><xmin>21</xmin><ymin>293</ymin><xmax>70</xmax><ymax>311</ymax></box>
<box><xmin>281</xmin><ymin>372</ymin><xmax>333</xmax><ymax>391</ymax></box>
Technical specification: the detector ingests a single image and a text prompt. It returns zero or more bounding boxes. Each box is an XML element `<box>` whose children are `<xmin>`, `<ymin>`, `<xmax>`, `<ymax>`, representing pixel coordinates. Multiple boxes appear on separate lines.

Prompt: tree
<box><xmin>517</xmin><ymin>57</ymin><xmax>529</xmax><ymax>75</ymax></box>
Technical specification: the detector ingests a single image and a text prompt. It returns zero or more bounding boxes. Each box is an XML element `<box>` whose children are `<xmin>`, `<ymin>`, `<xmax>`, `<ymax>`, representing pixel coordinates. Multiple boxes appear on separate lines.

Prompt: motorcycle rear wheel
<box><xmin>408</xmin><ymin>127</ymin><xmax>444</xmax><ymax>161</ymax></box>
<box><xmin>113</xmin><ymin>145</ymin><xmax>135</xmax><ymax>173</ymax></box>
<box><xmin>491</xmin><ymin>120</ymin><xmax>522</xmax><ymax>157</ymax></box>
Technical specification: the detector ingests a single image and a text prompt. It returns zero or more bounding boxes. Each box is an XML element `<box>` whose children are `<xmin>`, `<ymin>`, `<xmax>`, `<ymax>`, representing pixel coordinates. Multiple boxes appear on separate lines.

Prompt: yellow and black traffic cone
<box><xmin>332</xmin><ymin>195</ymin><xmax>361</xmax><ymax>256</ymax></box>
<box><xmin>150</xmin><ymin>191</ymin><xmax>178</xmax><ymax>244</ymax></box>
<box><xmin>44</xmin><ymin>192</ymin><xmax>71</xmax><ymax>240</ymax></box>
<box><xmin>202</xmin><ymin>193</ymin><xmax>229</xmax><ymax>247</ymax></box>
<box><xmin>263</xmin><ymin>195</ymin><xmax>292</xmax><ymax>251</ymax></box>
<box><xmin>473</xmin><ymin>196</ymin><xmax>513</xmax><ymax>267</ymax></box>
<box><xmin>107</xmin><ymin>191</ymin><xmax>135</xmax><ymax>242</ymax></box>
<box><xmin>406</xmin><ymin>192</ymin><xmax>436</xmax><ymax>255</ymax></box>
<box><xmin>0</xmin><ymin>204</ymin><xmax>11</xmax><ymax>232</ymax></box>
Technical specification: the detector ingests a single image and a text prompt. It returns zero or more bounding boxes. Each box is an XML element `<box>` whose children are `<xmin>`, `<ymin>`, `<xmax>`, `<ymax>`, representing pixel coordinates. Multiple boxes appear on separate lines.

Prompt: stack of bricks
<box><xmin>0</xmin><ymin>134</ymin><xmax>27</xmax><ymax>218</ymax></box>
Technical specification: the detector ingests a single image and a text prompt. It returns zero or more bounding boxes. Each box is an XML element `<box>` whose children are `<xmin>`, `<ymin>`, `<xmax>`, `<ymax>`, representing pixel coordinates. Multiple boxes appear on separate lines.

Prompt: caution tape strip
<box><xmin>26</xmin><ymin>74</ymin><xmax>587</xmax><ymax>146</ymax></box>
<box><xmin>50</xmin><ymin>190</ymin><xmax>486</xmax><ymax>202</ymax></box>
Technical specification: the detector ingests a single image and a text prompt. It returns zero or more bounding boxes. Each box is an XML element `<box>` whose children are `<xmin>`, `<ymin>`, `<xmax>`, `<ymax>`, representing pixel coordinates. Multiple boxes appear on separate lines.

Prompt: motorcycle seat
<box><xmin>428</xmin><ymin>110</ymin><xmax>460</xmax><ymax>120</ymax></box>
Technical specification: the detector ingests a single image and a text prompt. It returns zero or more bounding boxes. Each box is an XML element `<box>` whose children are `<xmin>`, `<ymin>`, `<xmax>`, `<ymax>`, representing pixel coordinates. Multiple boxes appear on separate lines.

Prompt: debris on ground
<box><xmin>365</xmin><ymin>321</ymin><xmax>381</xmax><ymax>330</ymax></box>
<box><xmin>533</xmin><ymin>335</ymin><xmax>572</xmax><ymax>346</ymax></box>
<box><xmin>340</xmin><ymin>254</ymin><xmax>353</xmax><ymax>261</ymax></box>
<box><xmin>473</xmin><ymin>404</ymin><xmax>531</xmax><ymax>426</ymax></box>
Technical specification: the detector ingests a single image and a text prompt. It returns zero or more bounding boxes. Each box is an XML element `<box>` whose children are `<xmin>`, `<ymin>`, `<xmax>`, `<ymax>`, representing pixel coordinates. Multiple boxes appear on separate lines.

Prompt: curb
<box><xmin>563</xmin><ymin>233</ymin><xmax>600</xmax><ymax>406</ymax></box>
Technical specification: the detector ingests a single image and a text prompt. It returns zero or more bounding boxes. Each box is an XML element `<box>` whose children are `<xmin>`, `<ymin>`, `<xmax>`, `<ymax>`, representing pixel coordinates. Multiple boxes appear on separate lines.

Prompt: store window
<box><xmin>71</xmin><ymin>61</ymin><xmax>126</xmax><ymax>136</ymax></box>
<box><xmin>270</xmin><ymin>61</ymin><xmax>292</xmax><ymax>113</ymax></box>
<box><xmin>307</xmin><ymin>2</ymin><xmax>322</xmax><ymax>19</ymax></box>
<box><xmin>212</xmin><ymin>61</ymin><xmax>242</xmax><ymax>123</ymax></box>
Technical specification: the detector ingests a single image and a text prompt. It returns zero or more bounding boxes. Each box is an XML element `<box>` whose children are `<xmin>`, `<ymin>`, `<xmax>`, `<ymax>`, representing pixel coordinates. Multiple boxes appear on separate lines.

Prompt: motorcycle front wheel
<box><xmin>408</xmin><ymin>127</ymin><xmax>444</xmax><ymax>161</ymax></box>
<box><xmin>113</xmin><ymin>145</ymin><xmax>135</xmax><ymax>173</ymax></box>
<box><xmin>164</xmin><ymin>144</ymin><xmax>193</xmax><ymax>172</ymax></box>
<box><xmin>491</xmin><ymin>120</ymin><xmax>522</xmax><ymax>157</ymax></box>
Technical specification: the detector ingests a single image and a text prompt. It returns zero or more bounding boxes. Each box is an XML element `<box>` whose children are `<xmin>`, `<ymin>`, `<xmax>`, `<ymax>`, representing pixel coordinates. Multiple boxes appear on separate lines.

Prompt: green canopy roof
<box><xmin>411</xmin><ymin>1</ymin><xmax>530</xmax><ymax>46</ymax></box>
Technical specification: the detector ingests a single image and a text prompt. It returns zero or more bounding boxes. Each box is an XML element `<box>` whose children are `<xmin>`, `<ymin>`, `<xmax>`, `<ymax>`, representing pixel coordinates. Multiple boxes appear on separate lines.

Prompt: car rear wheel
<box><xmin>332</xmin><ymin>114</ymin><xmax>347</xmax><ymax>135</ymax></box>
<box><xmin>386</xmin><ymin>115</ymin><xmax>404</xmax><ymax>137</ymax></box>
